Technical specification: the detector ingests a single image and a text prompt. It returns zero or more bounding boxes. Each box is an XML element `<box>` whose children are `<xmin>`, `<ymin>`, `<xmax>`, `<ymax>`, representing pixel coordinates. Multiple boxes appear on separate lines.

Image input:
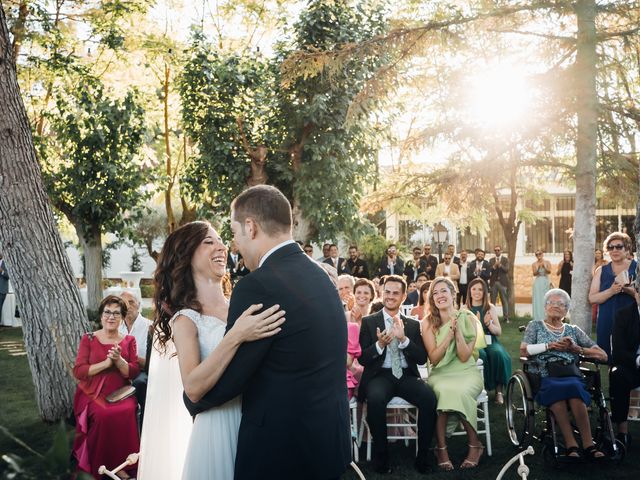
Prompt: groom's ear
<box><xmin>246</xmin><ymin>218</ymin><xmax>259</xmax><ymax>239</ymax></box>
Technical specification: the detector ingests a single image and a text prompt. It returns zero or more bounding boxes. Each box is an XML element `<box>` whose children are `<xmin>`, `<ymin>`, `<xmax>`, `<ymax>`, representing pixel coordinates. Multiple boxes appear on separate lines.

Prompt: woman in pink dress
<box><xmin>72</xmin><ymin>295</ymin><xmax>140</xmax><ymax>479</ymax></box>
<box><xmin>346</xmin><ymin>322</ymin><xmax>362</xmax><ymax>399</ymax></box>
<box><xmin>348</xmin><ymin>278</ymin><xmax>375</xmax><ymax>326</ymax></box>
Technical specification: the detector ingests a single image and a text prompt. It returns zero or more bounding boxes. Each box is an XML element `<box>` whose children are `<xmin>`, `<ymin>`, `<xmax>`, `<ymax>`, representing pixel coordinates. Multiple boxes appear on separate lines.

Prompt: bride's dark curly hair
<box><xmin>152</xmin><ymin>221</ymin><xmax>212</xmax><ymax>351</ymax></box>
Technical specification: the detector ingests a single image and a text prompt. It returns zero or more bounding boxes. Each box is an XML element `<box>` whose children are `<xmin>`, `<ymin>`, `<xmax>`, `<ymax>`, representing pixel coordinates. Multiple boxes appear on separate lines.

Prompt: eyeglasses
<box><xmin>102</xmin><ymin>310</ymin><xmax>122</xmax><ymax>318</ymax></box>
<box><xmin>545</xmin><ymin>300</ymin><xmax>567</xmax><ymax>308</ymax></box>
<box><xmin>607</xmin><ymin>244</ymin><xmax>625</xmax><ymax>251</ymax></box>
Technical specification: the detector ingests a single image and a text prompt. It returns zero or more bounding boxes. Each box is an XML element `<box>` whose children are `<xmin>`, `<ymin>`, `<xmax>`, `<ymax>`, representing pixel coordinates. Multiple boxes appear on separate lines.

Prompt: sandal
<box><xmin>562</xmin><ymin>445</ymin><xmax>581</xmax><ymax>461</ymax></box>
<box><xmin>460</xmin><ymin>443</ymin><xmax>484</xmax><ymax>469</ymax></box>
<box><xmin>584</xmin><ymin>444</ymin><xmax>605</xmax><ymax>461</ymax></box>
<box><xmin>434</xmin><ymin>446</ymin><xmax>454</xmax><ymax>471</ymax></box>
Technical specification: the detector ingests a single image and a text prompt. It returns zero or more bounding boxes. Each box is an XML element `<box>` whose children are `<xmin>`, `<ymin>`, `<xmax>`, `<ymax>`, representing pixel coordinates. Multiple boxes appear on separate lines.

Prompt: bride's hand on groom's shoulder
<box><xmin>231</xmin><ymin>303</ymin><xmax>286</xmax><ymax>342</ymax></box>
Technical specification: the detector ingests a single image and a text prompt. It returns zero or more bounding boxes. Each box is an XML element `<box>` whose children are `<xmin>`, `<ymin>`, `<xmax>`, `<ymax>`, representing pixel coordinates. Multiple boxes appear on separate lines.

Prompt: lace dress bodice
<box><xmin>171</xmin><ymin>309</ymin><xmax>227</xmax><ymax>359</ymax></box>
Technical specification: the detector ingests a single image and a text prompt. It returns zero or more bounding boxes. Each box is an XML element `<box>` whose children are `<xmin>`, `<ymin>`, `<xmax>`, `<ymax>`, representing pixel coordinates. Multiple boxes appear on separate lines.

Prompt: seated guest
<box><xmin>359</xmin><ymin>275</ymin><xmax>436</xmax><ymax>474</ymax></box>
<box><xmin>338</xmin><ymin>274</ymin><xmax>356</xmax><ymax>311</ymax></box>
<box><xmin>422</xmin><ymin>277</ymin><xmax>484</xmax><ymax>471</ymax></box>
<box><xmin>72</xmin><ymin>295</ymin><xmax>140</xmax><ymax>480</ymax></box>
<box><xmin>119</xmin><ymin>292</ymin><xmax>152</xmax><ymax>421</ymax></box>
<box><xmin>520</xmin><ymin>289</ymin><xmax>607</xmax><ymax>460</ymax></box>
<box><xmin>410</xmin><ymin>281</ymin><xmax>431</xmax><ymax>320</ymax></box>
<box><xmin>349</xmin><ymin>278</ymin><xmax>375</xmax><ymax>326</ymax></box>
<box><xmin>610</xmin><ymin>272</ymin><xmax>640</xmax><ymax>448</ymax></box>
<box><xmin>377</xmin><ymin>244</ymin><xmax>404</xmax><ymax>277</ymax></box>
<box><xmin>465</xmin><ymin>278</ymin><xmax>511</xmax><ymax>404</ymax></box>
<box><xmin>405</xmin><ymin>273</ymin><xmax>428</xmax><ymax>306</ymax></box>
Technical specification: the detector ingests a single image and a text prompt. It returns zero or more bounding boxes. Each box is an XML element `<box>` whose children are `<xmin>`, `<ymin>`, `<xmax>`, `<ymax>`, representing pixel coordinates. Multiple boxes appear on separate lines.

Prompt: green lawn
<box><xmin>1</xmin><ymin>320</ymin><xmax>639</xmax><ymax>479</ymax></box>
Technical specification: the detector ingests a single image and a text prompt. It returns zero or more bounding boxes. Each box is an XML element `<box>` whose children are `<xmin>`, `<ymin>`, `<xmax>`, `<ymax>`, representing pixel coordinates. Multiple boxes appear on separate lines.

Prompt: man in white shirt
<box><xmin>119</xmin><ymin>291</ymin><xmax>152</xmax><ymax>419</ymax></box>
<box><xmin>457</xmin><ymin>250</ymin><xmax>470</xmax><ymax>305</ymax></box>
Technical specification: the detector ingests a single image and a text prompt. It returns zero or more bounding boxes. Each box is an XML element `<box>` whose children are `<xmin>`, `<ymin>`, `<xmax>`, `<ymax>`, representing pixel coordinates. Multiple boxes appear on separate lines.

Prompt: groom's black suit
<box><xmin>184</xmin><ymin>242</ymin><xmax>351</xmax><ymax>479</ymax></box>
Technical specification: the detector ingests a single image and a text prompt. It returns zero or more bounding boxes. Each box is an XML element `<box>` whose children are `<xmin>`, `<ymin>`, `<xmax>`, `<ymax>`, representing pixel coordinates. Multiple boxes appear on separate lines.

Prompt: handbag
<box><xmin>106</xmin><ymin>385</ymin><xmax>136</xmax><ymax>403</ymax></box>
<box><xmin>547</xmin><ymin>360</ymin><xmax>582</xmax><ymax>378</ymax></box>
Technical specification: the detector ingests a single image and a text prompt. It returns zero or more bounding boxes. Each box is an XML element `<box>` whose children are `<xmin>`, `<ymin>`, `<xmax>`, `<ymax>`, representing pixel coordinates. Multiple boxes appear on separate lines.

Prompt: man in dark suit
<box><xmin>184</xmin><ymin>185</ymin><xmax>350</xmax><ymax>479</ymax></box>
<box><xmin>345</xmin><ymin>245</ymin><xmax>369</xmax><ymax>278</ymax></box>
<box><xmin>323</xmin><ymin>244</ymin><xmax>348</xmax><ymax>274</ymax></box>
<box><xmin>0</xmin><ymin>254</ymin><xmax>9</xmax><ymax>316</ymax></box>
<box><xmin>404</xmin><ymin>272</ymin><xmax>428</xmax><ymax>306</ymax></box>
<box><xmin>610</xmin><ymin>277</ymin><xmax>640</xmax><ymax>448</ymax></box>
<box><xmin>467</xmin><ymin>248</ymin><xmax>490</xmax><ymax>284</ymax></box>
<box><xmin>404</xmin><ymin>246</ymin><xmax>427</xmax><ymax>283</ymax></box>
<box><xmin>359</xmin><ymin>275</ymin><xmax>437</xmax><ymax>474</ymax></box>
<box><xmin>377</xmin><ymin>244</ymin><xmax>404</xmax><ymax>277</ymax></box>
<box><xmin>489</xmin><ymin>245</ymin><xmax>510</xmax><ymax>321</ymax></box>
<box><xmin>226</xmin><ymin>240</ymin><xmax>249</xmax><ymax>284</ymax></box>
<box><xmin>420</xmin><ymin>244</ymin><xmax>438</xmax><ymax>280</ymax></box>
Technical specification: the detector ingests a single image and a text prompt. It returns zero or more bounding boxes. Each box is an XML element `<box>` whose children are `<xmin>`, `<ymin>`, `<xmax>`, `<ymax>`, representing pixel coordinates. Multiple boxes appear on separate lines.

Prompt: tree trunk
<box><xmin>0</xmin><ymin>5</ymin><xmax>90</xmax><ymax>422</ymax></box>
<box><xmin>292</xmin><ymin>202</ymin><xmax>313</xmax><ymax>243</ymax></box>
<box><xmin>164</xmin><ymin>62</ymin><xmax>177</xmax><ymax>234</ymax></box>
<box><xmin>571</xmin><ymin>0</ymin><xmax>598</xmax><ymax>333</ymax></box>
<box><xmin>76</xmin><ymin>223</ymin><xmax>103</xmax><ymax>312</ymax></box>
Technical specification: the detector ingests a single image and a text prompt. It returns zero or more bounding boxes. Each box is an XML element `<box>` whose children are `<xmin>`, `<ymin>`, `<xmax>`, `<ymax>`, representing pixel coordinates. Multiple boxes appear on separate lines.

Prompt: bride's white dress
<box><xmin>138</xmin><ymin>309</ymin><xmax>241</xmax><ymax>480</ymax></box>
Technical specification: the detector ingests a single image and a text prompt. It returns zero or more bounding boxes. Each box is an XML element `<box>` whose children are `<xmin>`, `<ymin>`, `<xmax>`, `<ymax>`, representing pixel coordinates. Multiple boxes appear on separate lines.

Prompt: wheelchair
<box><xmin>505</xmin><ymin>355</ymin><xmax>625</xmax><ymax>466</ymax></box>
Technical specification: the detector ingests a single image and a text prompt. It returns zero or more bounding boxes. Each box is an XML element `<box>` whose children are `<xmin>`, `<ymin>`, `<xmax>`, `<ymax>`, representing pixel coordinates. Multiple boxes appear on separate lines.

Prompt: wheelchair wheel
<box><xmin>505</xmin><ymin>370</ymin><xmax>535</xmax><ymax>447</ymax></box>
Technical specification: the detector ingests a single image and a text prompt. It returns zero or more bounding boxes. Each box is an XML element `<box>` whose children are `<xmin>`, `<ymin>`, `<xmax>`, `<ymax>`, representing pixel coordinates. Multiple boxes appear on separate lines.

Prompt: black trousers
<box><xmin>365</xmin><ymin>369</ymin><xmax>437</xmax><ymax>461</ymax></box>
<box><xmin>610</xmin><ymin>365</ymin><xmax>640</xmax><ymax>423</ymax></box>
<box><xmin>457</xmin><ymin>284</ymin><xmax>468</xmax><ymax>306</ymax></box>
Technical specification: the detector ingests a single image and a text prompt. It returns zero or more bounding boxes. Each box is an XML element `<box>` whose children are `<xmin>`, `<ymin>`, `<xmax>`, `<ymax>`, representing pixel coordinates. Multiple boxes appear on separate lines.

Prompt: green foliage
<box><xmin>178</xmin><ymin>0</ymin><xmax>391</xmax><ymax>242</ymax></box>
<box><xmin>140</xmin><ymin>283</ymin><xmax>155</xmax><ymax>299</ymax></box>
<box><xmin>0</xmin><ymin>422</ymin><xmax>92</xmax><ymax>480</ymax></box>
<box><xmin>356</xmin><ymin>232</ymin><xmax>390</xmax><ymax>277</ymax></box>
<box><xmin>39</xmin><ymin>77</ymin><xmax>151</xmax><ymax>239</ymax></box>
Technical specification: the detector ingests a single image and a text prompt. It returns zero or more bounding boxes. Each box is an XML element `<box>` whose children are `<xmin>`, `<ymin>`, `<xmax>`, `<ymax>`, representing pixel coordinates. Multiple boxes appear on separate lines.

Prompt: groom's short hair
<box><xmin>232</xmin><ymin>185</ymin><xmax>292</xmax><ymax>235</ymax></box>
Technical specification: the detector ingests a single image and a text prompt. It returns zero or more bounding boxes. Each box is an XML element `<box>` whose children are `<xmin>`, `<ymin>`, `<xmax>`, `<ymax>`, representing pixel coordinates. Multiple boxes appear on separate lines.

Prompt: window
<box><xmin>458</xmin><ymin>226</ymin><xmax>482</xmax><ymax>253</ymax></box>
<box><xmin>556</xmin><ymin>196</ymin><xmax>575</xmax><ymax>211</ymax></box>
<box><xmin>595</xmin><ymin>215</ymin><xmax>619</xmax><ymax>248</ymax></box>
<box><xmin>554</xmin><ymin>215</ymin><xmax>574</xmax><ymax>253</ymax></box>
<box><xmin>526</xmin><ymin>216</ymin><xmax>552</xmax><ymax>253</ymax></box>
<box><xmin>484</xmin><ymin>218</ymin><xmax>507</xmax><ymax>251</ymax></box>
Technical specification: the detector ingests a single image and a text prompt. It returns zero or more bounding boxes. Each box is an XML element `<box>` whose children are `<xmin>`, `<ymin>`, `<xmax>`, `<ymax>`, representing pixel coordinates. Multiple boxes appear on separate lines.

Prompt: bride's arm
<box><xmin>174</xmin><ymin>304</ymin><xmax>285</xmax><ymax>403</ymax></box>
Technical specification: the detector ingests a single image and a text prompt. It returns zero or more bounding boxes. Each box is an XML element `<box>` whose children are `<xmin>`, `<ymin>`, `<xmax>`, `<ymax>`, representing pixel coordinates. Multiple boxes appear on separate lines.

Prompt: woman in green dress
<box><xmin>422</xmin><ymin>277</ymin><xmax>484</xmax><ymax>471</ymax></box>
<box><xmin>465</xmin><ymin>278</ymin><xmax>512</xmax><ymax>404</ymax></box>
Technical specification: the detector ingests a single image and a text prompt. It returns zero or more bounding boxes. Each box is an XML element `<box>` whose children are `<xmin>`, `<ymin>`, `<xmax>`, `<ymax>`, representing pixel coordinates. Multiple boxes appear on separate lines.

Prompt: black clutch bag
<box><xmin>547</xmin><ymin>360</ymin><xmax>582</xmax><ymax>378</ymax></box>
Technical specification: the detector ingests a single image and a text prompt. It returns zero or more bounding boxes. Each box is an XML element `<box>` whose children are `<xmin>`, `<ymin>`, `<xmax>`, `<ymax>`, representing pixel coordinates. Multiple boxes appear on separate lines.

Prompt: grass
<box><xmin>1</xmin><ymin>320</ymin><xmax>639</xmax><ymax>479</ymax></box>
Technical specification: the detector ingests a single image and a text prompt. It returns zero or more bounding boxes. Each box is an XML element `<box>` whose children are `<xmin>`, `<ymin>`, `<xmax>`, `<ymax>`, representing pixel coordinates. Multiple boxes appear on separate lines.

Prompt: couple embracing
<box><xmin>138</xmin><ymin>186</ymin><xmax>351</xmax><ymax>479</ymax></box>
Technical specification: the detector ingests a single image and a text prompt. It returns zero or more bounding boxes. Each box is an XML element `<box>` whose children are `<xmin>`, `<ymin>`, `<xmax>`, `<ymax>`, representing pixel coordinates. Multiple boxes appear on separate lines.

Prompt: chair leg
<box><xmin>483</xmin><ymin>399</ymin><xmax>492</xmax><ymax>456</ymax></box>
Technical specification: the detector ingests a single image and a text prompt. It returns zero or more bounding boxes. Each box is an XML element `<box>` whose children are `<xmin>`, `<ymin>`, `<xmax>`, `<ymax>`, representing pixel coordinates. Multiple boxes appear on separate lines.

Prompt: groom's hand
<box><xmin>183</xmin><ymin>391</ymin><xmax>211</xmax><ymax>417</ymax></box>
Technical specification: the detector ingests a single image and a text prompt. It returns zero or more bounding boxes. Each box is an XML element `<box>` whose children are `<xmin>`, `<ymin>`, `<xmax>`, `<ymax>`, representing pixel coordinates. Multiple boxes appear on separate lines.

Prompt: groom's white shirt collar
<box><xmin>258</xmin><ymin>239</ymin><xmax>297</xmax><ymax>268</ymax></box>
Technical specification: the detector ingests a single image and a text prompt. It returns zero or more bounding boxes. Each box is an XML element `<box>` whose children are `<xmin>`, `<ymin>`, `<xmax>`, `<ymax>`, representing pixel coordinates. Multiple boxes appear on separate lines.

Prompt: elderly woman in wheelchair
<box><xmin>513</xmin><ymin>288</ymin><xmax>608</xmax><ymax>462</ymax></box>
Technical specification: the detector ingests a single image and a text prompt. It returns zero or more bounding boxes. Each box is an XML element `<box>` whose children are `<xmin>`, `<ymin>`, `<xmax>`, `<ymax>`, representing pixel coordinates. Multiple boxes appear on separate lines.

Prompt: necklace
<box><xmin>544</xmin><ymin>321</ymin><xmax>565</xmax><ymax>336</ymax></box>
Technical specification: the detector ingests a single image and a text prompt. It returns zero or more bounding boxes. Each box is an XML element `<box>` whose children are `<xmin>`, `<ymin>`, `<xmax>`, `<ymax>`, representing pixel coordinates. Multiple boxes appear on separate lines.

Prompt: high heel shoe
<box><xmin>434</xmin><ymin>446</ymin><xmax>453</xmax><ymax>471</ymax></box>
<box><xmin>460</xmin><ymin>443</ymin><xmax>484</xmax><ymax>469</ymax></box>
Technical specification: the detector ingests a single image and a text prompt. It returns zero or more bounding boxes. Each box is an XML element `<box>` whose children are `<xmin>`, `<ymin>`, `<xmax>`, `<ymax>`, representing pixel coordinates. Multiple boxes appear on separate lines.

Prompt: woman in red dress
<box><xmin>72</xmin><ymin>295</ymin><xmax>140</xmax><ymax>479</ymax></box>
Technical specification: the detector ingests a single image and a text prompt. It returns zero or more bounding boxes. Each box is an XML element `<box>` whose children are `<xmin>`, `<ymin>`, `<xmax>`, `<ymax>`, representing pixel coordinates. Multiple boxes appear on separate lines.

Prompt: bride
<box><xmin>138</xmin><ymin>221</ymin><xmax>285</xmax><ymax>479</ymax></box>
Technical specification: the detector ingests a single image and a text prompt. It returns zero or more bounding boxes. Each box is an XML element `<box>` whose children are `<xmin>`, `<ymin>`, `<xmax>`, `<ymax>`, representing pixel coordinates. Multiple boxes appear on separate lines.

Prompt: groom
<box><xmin>184</xmin><ymin>185</ymin><xmax>351</xmax><ymax>479</ymax></box>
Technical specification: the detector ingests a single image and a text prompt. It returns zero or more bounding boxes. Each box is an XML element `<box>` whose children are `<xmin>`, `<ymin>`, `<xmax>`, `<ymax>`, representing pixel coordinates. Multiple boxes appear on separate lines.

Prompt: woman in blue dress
<box><xmin>521</xmin><ymin>289</ymin><xmax>607</xmax><ymax>460</ymax></box>
<box><xmin>589</xmin><ymin>232</ymin><xmax>636</xmax><ymax>360</ymax></box>
<box><xmin>531</xmin><ymin>250</ymin><xmax>551</xmax><ymax>321</ymax></box>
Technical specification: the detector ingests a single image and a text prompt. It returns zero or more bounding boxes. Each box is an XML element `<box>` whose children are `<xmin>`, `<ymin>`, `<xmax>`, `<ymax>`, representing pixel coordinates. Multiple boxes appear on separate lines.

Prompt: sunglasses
<box><xmin>607</xmin><ymin>244</ymin><xmax>625</xmax><ymax>251</ymax></box>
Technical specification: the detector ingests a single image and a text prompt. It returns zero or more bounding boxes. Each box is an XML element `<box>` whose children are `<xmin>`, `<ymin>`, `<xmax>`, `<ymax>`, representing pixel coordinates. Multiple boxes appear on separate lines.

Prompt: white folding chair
<box><xmin>400</xmin><ymin>304</ymin><xmax>415</xmax><ymax>318</ymax></box>
<box><xmin>628</xmin><ymin>386</ymin><xmax>640</xmax><ymax>421</ymax></box>
<box><xmin>421</xmin><ymin>359</ymin><xmax>493</xmax><ymax>456</ymax></box>
<box><xmin>359</xmin><ymin>396</ymin><xmax>419</xmax><ymax>461</ymax></box>
<box><xmin>349</xmin><ymin>397</ymin><xmax>360</xmax><ymax>461</ymax></box>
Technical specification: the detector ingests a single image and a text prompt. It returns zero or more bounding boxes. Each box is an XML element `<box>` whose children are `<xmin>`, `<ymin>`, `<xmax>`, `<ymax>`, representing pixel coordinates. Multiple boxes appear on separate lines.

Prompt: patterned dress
<box><xmin>522</xmin><ymin>320</ymin><xmax>595</xmax><ymax>406</ymax></box>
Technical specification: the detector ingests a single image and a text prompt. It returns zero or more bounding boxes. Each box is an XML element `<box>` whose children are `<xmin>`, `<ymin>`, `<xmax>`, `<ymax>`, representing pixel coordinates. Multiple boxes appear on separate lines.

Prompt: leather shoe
<box><xmin>373</xmin><ymin>454</ymin><xmax>392</xmax><ymax>474</ymax></box>
<box><xmin>616</xmin><ymin>432</ymin><xmax>632</xmax><ymax>449</ymax></box>
<box><xmin>414</xmin><ymin>455</ymin><xmax>431</xmax><ymax>474</ymax></box>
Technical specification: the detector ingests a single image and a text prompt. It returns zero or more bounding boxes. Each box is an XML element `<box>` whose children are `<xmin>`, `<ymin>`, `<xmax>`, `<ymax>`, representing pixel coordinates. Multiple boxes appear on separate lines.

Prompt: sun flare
<box><xmin>466</xmin><ymin>65</ymin><xmax>533</xmax><ymax>129</ymax></box>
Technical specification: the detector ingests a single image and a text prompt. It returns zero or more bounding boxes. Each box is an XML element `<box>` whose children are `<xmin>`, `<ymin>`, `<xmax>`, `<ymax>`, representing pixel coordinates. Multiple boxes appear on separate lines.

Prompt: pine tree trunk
<box><xmin>76</xmin><ymin>222</ymin><xmax>103</xmax><ymax>311</ymax></box>
<box><xmin>0</xmin><ymin>6</ymin><xmax>90</xmax><ymax>422</ymax></box>
<box><xmin>571</xmin><ymin>0</ymin><xmax>598</xmax><ymax>333</ymax></box>
<box><xmin>292</xmin><ymin>202</ymin><xmax>313</xmax><ymax>243</ymax></box>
